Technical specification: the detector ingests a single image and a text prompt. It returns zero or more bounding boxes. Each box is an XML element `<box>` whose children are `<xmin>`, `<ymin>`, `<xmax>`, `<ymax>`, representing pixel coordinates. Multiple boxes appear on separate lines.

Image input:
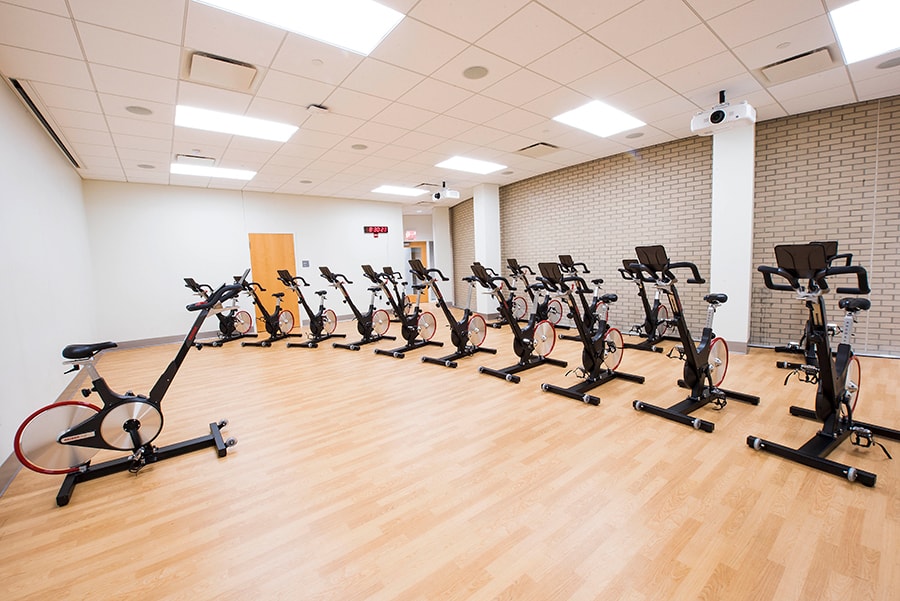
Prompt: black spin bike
<box><xmin>320</xmin><ymin>265</ymin><xmax>395</xmax><ymax>350</ymax></box>
<box><xmin>277</xmin><ymin>268</ymin><xmax>345</xmax><ymax>349</ymax></box>
<box><xmin>367</xmin><ymin>264</ymin><xmax>442</xmax><ymax>359</ymax></box>
<box><xmin>748</xmin><ymin>243</ymin><xmax>898</xmax><ymax>486</ymax></box>
<box><xmin>239</xmin><ymin>274</ymin><xmax>296</xmax><ymax>347</ymax></box>
<box><xmin>184</xmin><ymin>274</ymin><xmax>255</xmax><ymax>347</ymax></box>
<box><xmin>15</xmin><ymin>277</ymin><xmax>242</xmax><ymax>506</ymax></box>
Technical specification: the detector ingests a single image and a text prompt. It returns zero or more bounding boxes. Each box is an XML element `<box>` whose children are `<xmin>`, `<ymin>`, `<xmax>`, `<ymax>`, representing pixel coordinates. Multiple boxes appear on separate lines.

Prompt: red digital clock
<box><xmin>363</xmin><ymin>226</ymin><xmax>389</xmax><ymax>234</ymax></box>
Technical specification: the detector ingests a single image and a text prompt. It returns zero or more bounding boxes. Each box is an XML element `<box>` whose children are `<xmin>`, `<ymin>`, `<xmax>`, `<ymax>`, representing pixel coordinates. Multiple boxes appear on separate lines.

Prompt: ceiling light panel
<box><xmin>170</xmin><ymin>162</ymin><xmax>256</xmax><ymax>180</ymax></box>
<box><xmin>175</xmin><ymin>105</ymin><xmax>298</xmax><ymax>142</ymax></box>
<box><xmin>830</xmin><ymin>0</ymin><xmax>900</xmax><ymax>64</ymax></box>
<box><xmin>436</xmin><ymin>156</ymin><xmax>507</xmax><ymax>174</ymax></box>
<box><xmin>372</xmin><ymin>185</ymin><xmax>428</xmax><ymax>196</ymax></box>
<box><xmin>552</xmin><ymin>100</ymin><xmax>645</xmax><ymax>137</ymax></box>
<box><xmin>192</xmin><ymin>0</ymin><xmax>404</xmax><ymax>56</ymax></box>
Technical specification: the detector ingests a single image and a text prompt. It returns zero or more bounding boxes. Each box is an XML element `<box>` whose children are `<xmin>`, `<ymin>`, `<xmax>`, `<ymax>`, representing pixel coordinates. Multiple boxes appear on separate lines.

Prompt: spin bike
<box><xmin>367</xmin><ymin>264</ymin><xmax>442</xmax><ymax>359</ymax></box>
<box><xmin>239</xmin><ymin>274</ymin><xmax>296</xmax><ymax>347</ymax></box>
<box><xmin>184</xmin><ymin>275</ymin><xmax>255</xmax><ymax>347</ymax></box>
<box><xmin>14</xmin><ymin>279</ymin><xmax>241</xmax><ymax>506</ymax></box>
<box><xmin>276</xmin><ymin>269</ymin><xmax>345</xmax><ymax>349</ymax></box>
<box><xmin>631</xmin><ymin>245</ymin><xmax>759</xmax><ymax>432</ymax></box>
<box><xmin>319</xmin><ymin>265</ymin><xmax>395</xmax><ymax>350</ymax></box>
<box><xmin>619</xmin><ymin>259</ymin><xmax>674</xmax><ymax>353</ymax></box>
<box><xmin>409</xmin><ymin>258</ymin><xmax>497</xmax><ymax>368</ymax></box>
<box><xmin>488</xmin><ymin>259</ymin><xmax>563</xmax><ymax>328</ymax></box>
<box><xmin>556</xmin><ymin>254</ymin><xmax>601</xmax><ymax>340</ymax></box>
<box><xmin>471</xmin><ymin>262</ymin><xmax>566</xmax><ymax>383</ymax></box>
<box><xmin>748</xmin><ymin>243</ymin><xmax>898</xmax><ymax>486</ymax></box>
<box><xmin>773</xmin><ymin>240</ymin><xmax>852</xmax><ymax>370</ymax></box>
<box><xmin>537</xmin><ymin>262</ymin><xmax>644</xmax><ymax>405</ymax></box>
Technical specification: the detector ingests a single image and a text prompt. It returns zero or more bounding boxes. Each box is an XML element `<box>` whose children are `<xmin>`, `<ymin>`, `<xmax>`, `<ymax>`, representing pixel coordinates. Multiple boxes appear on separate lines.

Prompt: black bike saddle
<box><xmin>62</xmin><ymin>341</ymin><xmax>118</xmax><ymax>360</ymax></box>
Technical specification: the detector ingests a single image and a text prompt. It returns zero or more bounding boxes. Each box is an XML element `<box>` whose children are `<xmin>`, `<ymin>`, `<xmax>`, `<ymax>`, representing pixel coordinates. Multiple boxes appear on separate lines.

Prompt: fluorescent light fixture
<box><xmin>552</xmin><ymin>100</ymin><xmax>645</xmax><ymax>138</ymax></box>
<box><xmin>436</xmin><ymin>156</ymin><xmax>507</xmax><ymax>175</ymax></box>
<box><xmin>175</xmin><ymin>105</ymin><xmax>298</xmax><ymax>142</ymax></box>
<box><xmin>372</xmin><ymin>185</ymin><xmax>428</xmax><ymax>197</ymax></box>
<box><xmin>830</xmin><ymin>0</ymin><xmax>900</xmax><ymax>64</ymax></box>
<box><xmin>170</xmin><ymin>163</ymin><xmax>256</xmax><ymax>180</ymax></box>
<box><xmin>192</xmin><ymin>0</ymin><xmax>404</xmax><ymax>56</ymax></box>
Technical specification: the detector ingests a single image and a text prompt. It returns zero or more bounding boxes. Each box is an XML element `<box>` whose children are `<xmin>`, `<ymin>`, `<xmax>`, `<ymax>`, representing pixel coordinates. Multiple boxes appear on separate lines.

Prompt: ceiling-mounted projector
<box><xmin>691</xmin><ymin>100</ymin><xmax>756</xmax><ymax>136</ymax></box>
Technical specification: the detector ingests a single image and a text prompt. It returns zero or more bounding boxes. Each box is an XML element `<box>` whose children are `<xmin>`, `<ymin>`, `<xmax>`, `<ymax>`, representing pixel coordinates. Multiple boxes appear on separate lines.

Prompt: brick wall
<box><xmin>499</xmin><ymin>136</ymin><xmax>715</xmax><ymax>333</ymax></box>
<box><xmin>752</xmin><ymin>96</ymin><xmax>900</xmax><ymax>355</ymax></box>
<box><xmin>450</xmin><ymin>198</ymin><xmax>475</xmax><ymax>304</ymax></box>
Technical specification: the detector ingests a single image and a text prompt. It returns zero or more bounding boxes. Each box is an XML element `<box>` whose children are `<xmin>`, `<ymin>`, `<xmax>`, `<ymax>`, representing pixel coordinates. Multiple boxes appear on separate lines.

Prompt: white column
<box><xmin>473</xmin><ymin>184</ymin><xmax>501</xmax><ymax>314</ymax></box>
<box><xmin>431</xmin><ymin>206</ymin><xmax>454</xmax><ymax>305</ymax></box>
<box><xmin>710</xmin><ymin>125</ymin><xmax>755</xmax><ymax>353</ymax></box>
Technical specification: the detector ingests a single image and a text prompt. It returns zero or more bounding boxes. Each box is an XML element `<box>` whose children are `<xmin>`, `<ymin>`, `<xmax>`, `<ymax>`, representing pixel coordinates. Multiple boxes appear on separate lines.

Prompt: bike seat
<box><xmin>272</xmin><ymin>292</ymin><xmax>285</xmax><ymax>298</ymax></box>
<box><xmin>704</xmin><ymin>293</ymin><xmax>728</xmax><ymax>305</ymax></box>
<box><xmin>367</xmin><ymin>286</ymin><xmax>381</xmax><ymax>292</ymax></box>
<box><xmin>62</xmin><ymin>341</ymin><xmax>118</xmax><ymax>360</ymax></box>
<box><xmin>839</xmin><ymin>297</ymin><xmax>871</xmax><ymax>312</ymax></box>
<box><xmin>315</xmin><ymin>290</ymin><xmax>327</xmax><ymax>296</ymax></box>
<box><xmin>591</xmin><ymin>278</ymin><xmax>604</xmax><ymax>286</ymax></box>
<box><xmin>600</xmin><ymin>293</ymin><xmax>618</xmax><ymax>304</ymax></box>
<box><xmin>412</xmin><ymin>284</ymin><xmax>426</xmax><ymax>291</ymax></box>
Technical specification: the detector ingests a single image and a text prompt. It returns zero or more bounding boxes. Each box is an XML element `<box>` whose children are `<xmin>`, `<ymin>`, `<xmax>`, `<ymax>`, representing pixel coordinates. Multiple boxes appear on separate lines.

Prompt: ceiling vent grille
<box><xmin>516</xmin><ymin>142</ymin><xmax>559</xmax><ymax>158</ymax></box>
<box><xmin>761</xmin><ymin>47</ymin><xmax>834</xmax><ymax>84</ymax></box>
<box><xmin>7</xmin><ymin>78</ymin><xmax>80</xmax><ymax>168</ymax></box>
<box><xmin>188</xmin><ymin>52</ymin><xmax>257</xmax><ymax>91</ymax></box>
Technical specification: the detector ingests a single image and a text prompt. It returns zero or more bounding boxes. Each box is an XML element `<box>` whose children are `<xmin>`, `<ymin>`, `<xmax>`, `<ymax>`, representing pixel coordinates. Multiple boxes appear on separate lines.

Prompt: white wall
<box><xmin>401</xmin><ymin>214</ymin><xmax>433</xmax><ymax>241</ymax></box>
<box><xmin>0</xmin><ymin>83</ymin><xmax>94</xmax><ymax>455</ymax></box>
<box><xmin>83</xmin><ymin>182</ymin><xmax>407</xmax><ymax>339</ymax></box>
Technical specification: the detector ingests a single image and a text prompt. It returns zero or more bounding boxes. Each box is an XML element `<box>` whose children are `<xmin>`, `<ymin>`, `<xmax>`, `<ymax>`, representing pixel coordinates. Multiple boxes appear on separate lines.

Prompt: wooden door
<box><xmin>248</xmin><ymin>233</ymin><xmax>298</xmax><ymax>331</ymax></box>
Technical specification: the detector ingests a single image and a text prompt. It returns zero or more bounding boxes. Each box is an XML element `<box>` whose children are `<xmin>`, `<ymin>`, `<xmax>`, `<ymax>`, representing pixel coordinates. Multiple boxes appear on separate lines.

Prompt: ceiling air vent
<box><xmin>516</xmin><ymin>142</ymin><xmax>559</xmax><ymax>158</ymax></box>
<box><xmin>761</xmin><ymin>47</ymin><xmax>834</xmax><ymax>84</ymax></box>
<box><xmin>188</xmin><ymin>52</ymin><xmax>257</xmax><ymax>91</ymax></box>
<box><xmin>7</xmin><ymin>78</ymin><xmax>80</xmax><ymax>168</ymax></box>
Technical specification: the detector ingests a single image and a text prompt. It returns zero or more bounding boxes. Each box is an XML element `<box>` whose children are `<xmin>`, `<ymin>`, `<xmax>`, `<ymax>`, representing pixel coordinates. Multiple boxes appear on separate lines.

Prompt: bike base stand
<box><xmin>542</xmin><ymin>369</ymin><xmax>644</xmax><ymax>406</ymax></box>
<box><xmin>634</xmin><ymin>385</ymin><xmax>760</xmax><ymax>433</ymax></box>
<box><xmin>55</xmin><ymin>420</ymin><xmax>235</xmax><ymax>507</ymax></box>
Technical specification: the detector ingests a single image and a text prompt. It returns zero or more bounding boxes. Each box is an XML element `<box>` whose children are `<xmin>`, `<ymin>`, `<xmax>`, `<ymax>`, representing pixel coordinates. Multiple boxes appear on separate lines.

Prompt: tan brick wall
<box><xmin>752</xmin><ymin>96</ymin><xmax>900</xmax><ymax>355</ymax></box>
<box><xmin>450</xmin><ymin>198</ymin><xmax>474</xmax><ymax>305</ymax></box>
<box><xmin>499</xmin><ymin>136</ymin><xmax>715</xmax><ymax>333</ymax></box>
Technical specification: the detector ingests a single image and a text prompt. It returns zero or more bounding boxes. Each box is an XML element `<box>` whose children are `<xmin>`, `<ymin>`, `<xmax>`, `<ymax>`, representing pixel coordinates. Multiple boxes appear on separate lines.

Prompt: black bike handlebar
<box><xmin>667</xmin><ymin>261</ymin><xmax>706</xmax><ymax>284</ymax></box>
<box><xmin>186</xmin><ymin>282</ymin><xmax>243</xmax><ymax>311</ymax></box>
<box><xmin>758</xmin><ymin>263</ymin><xmax>869</xmax><ymax>296</ymax></box>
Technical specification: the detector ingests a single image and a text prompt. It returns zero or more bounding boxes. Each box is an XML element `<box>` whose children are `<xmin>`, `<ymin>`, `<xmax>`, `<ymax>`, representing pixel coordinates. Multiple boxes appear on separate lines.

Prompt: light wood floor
<box><xmin>2</xmin><ymin>314</ymin><xmax>899</xmax><ymax>601</ymax></box>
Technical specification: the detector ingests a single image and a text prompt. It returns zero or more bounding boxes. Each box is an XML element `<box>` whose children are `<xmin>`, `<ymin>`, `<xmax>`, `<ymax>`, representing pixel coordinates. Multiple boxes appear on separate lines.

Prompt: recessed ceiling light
<box><xmin>463</xmin><ymin>66</ymin><xmax>489</xmax><ymax>80</ymax></box>
<box><xmin>372</xmin><ymin>185</ymin><xmax>428</xmax><ymax>197</ymax></box>
<box><xmin>552</xmin><ymin>100</ymin><xmax>645</xmax><ymax>138</ymax></box>
<box><xmin>436</xmin><ymin>156</ymin><xmax>507</xmax><ymax>175</ymax></box>
<box><xmin>137</xmin><ymin>163</ymin><xmax>156</xmax><ymax>169</ymax></box>
<box><xmin>625</xmin><ymin>132</ymin><xmax>644</xmax><ymax>139</ymax></box>
<box><xmin>126</xmin><ymin>105</ymin><xmax>153</xmax><ymax>115</ymax></box>
<box><xmin>351</xmin><ymin>143</ymin><xmax>369</xmax><ymax>150</ymax></box>
<box><xmin>299</xmin><ymin>179</ymin><xmax>313</xmax><ymax>184</ymax></box>
<box><xmin>170</xmin><ymin>163</ymin><xmax>256</xmax><ymax>180</ymax></box>
<box><xmin>175</xmin><ymin>105</ymin><xmax>297</xmax><ymax>142</ymax></box>
<box><xmin>192</xmin><ymin>0</ymin><xmax>404</xmax><ymax>56</ymax></box>
<box><xmin>830</xmin><ymin>0</ymin><xmax>900</xmax><ymax>64</ymax></box>
<box><xmin>877</xmin><ymin>56</ymin><xmax>900</xmax><ymax>69</ymax></box>
<box><xmin>501</xmin><ymin>170</ymin><xmax>514</xmax><ymax>175</ymax></box>
<box><xmin>776</xmin><ymin>42</ymin><xmax>791</xmax><ymax>50</ymax></box>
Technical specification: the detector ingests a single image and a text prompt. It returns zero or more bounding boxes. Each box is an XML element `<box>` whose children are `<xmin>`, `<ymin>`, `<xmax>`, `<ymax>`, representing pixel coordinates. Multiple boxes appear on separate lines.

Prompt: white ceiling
<box><xmin>1</xmin><ymin>0</ymin><xmax>898</xmax><ymax>213</ymax></box>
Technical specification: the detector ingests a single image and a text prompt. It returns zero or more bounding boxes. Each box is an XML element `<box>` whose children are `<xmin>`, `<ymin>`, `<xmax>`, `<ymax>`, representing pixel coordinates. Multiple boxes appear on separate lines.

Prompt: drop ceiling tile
<box><xmin>608</xmin><ymin>80</ymin><xmax>678</xmax><ymax>112</ymax></box>
<box><xmin>682</xmin><ymin>72</ymin><xmax>763</xmax><ymax>107</ymax></box>
<box><xmin>431</xmin><ymin>45</ymin><xmax>520</xmax><ymax>92</ymax></box>
<box><xmin>569</xmin><ymin>60</ymin><xmax>651</xmax><ymax>100</ymax></box>
<box><xmin>398</xmin><ymin>79</ymin><xmax>472</xmax><ymax>113</ymax></box>
<box><xmin>90</xmin><ymin>64</ymin><xmax>177</xmax><ymax>104</ymax></box>
<box><xmin>269</xmin><ymin>145</ymin><xmax>323</xmax><ymax>164</ymax></box>
<box><xmin>708</xmin><ymin>0</ymin><xmax>826</xmax><ymax>48</ymax></box>
<box><xmin>350</xmin><ymin>121</ymin><xmax>408</xmax><ymax>144</ymax></box>
<box><xmin>732</xmin><ymin>15</ymin><xmax>836</xmax><ymax>71</ymax></box>
<box><xmin>536</xmin><ymin>0</ymin><xmax>643</xmax><ymax>30</ymax></box>
<box><xmin>285</xmin><ymin>128</ymin><xmax>344</xmax><ymax>150</ymax></box>
<box><xmin>767</xmin><ymin>65</ymin><xmax>850</xmax><ymax>101</ymax></box>
<box><xmin>77</xmin><ymin>154</ymin><xmax>122</xmax><ymax>169</ymax></box>
<box><xmin>684</xmin><ymin>0</ymin><xmax>751</xmax><ymax>20</ymax></box>
<box><xmin>124</xmin><ymin>171</ymin><xmax>170</xmax><ymax>184</ymax></box>
<box><xmin>255</xmin><ymin>70</ymin><xmax>336</xmax><ymax>106</ymax></box>
<box><xmin>116</xmin><ymin>147</ymin><xmax>170</xmax><ymax>163</ymax></box>
<box><xmin>588</xmin><ymin>0</ymin><xmax>699</xmax><ymax>57</ymax></box>
<box><xmin>528</xmin><ymin>35</ymin><xmax>620</xmax><ymax>85</ymax></box>
<box><xmin>454</xmin><ymin>125</ymin><xmax>509</xmax><ymax>146</ymax></box>
<box><xmin>369</xmin><ymin>17</ymin><xmax>468</xmax><ymax>76</ymax></box>
<box><xmin>184</xmin><ymin>1</ymin><xmax>285</xmax><ymax>67</ymax></box>
<box><xmin>106</xmin><ymin>115</ymin><xmax>173</xmax><ymax>140</ymax></box>
<box><xmin>846</xmin><ymin>49</ymin><xmax>900</xmax><ymax>82</ymax></box>
<box><xmin>73</xmin><ymin>142</ymin><xmax>119</xmax><ymax>159</ymax></box>
<box><xmin>31</xmin><ymin>82</ymin><xmax>102</xmax><ymax>113</ymax></box>
<box><xmin>486</xmin><ymin>108</ymin><xmax>547</xmax><ymax>134</ymax></box>
<box><xmin>78</xmin><ymin>23</ymin><xmax>180</xmax><ymax>79</ymax></box>
<box><xmin>49</xmin><ymin>107</ymin><xmax>108</xmax><ymax>130</ymax></box>
<box><xmin>0</xmin><ymin>45</ymin><xmax>93</xmax><ymax>89</ymax></box>
<box><xmin>523</xmin><ymin>86</ymin><xmax>592</xmax><ymax>118</ymax></box>
<box><xmin>658</xmin><ymin>52</ymin><xmax>746</xmax><ymax>94</ymax></box>
<box><xmin>341</xmin><ymin>58</ymin><xmax>424</xmax><ymax>101</ymax></box>
<box><xmin>630</xmin><ymin>25</ymin><xmax>726</xmax><ymax>77</ymax></box>
<box><xmin>98</xmin><ymin>93</ymin><xmax>173</xmax><ymax>123</ymax></box>
<box><xmin>302</xmin><ymin>112</ymin><xmax>365</xmax><ymax>136</ymax></box>
<box><xmin>393</xmin><ymin>130</ymin><xmax>445</xmax><ymax>151</ymax></box>
<box><xmin>70</xmin><ymin>0</ymin><xmax>186</xmax><ymax>45</ymax></box>
<box><xmin>373</xmin><ymin>103</ymin><xmax>438</xmax><ymax>130</ymax></box>
<box><xmin>476</xmin><ymin>3</ymin><xmax>580</xmax><ymax>66</ymax></box>
<box><xmin>368</xmin><ymin>144</ymin><xmax>420</xmax><ymax>162</ymax></box>
<box><xmin>0</xmin><ymin>3</ymin><xmax>81</xmax><ymax>58</ymax></box>
<box><xmin>219</xmin><ymin>147</ymin><xmax>271</xmax><ymax>167</ymax></box>
<box><xmin>2</xmin><ymin>0</ymin><xmax>68</xmax><ymax>16</ymax></box>
<box><xmin>777</xmin><ymin>83</ymin><xmax>857</xmax><ymax>114</ymax></box>
<box><xmin>632</xmin><ymin>94</ymin><xmax>698</xmax><ymax>122</ymax></box>
<box><xmin>246</xmin><ymin>97</ymin><xmax>312</xmax><ymax>127</ymax></box>
<box><xmin>417</xmin><ymin>115</ymin><xmax>476</xmax><ymax>138</ymax></box>
<box><xmin>481</xmin><ymin>69</ymin><xmax>559</xmax><ymax>106</ymax></box>
<box><xmin>112</xmin><ymin>132</ymin><xmax>172</xmax><ymax>153</ymax></box>
<box><xmin>64</xmin><ymin>127</ymin><xmax>114</xmax><ymax>146</ymax></box>
<box><xmin>323</xmin><ymin>88</ymin><xmax>392</xmax><ymax>120</ymax></box>
<box><xmin>176</xmin><ymin>80</ymin><xmax>253</xmax><ymax>114</ymax></box>
<box><xmin>854</xmin><ymin>72</ymin><xmax>900</xmax><ymax>102</ymax></box>
<box><xmin>270</xmin><ymin>34</ymin><xmax>363</xmax><ymax>85</ymax></box>
<box><xmin>408</xmin><ymin>0</ymin><xmax>529</xmax><ymax>43</ymax></box>
<box><xmin>445</xmin><ymin>94</ymin><xmax>514</xmax><ymax>124</ymax></box>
